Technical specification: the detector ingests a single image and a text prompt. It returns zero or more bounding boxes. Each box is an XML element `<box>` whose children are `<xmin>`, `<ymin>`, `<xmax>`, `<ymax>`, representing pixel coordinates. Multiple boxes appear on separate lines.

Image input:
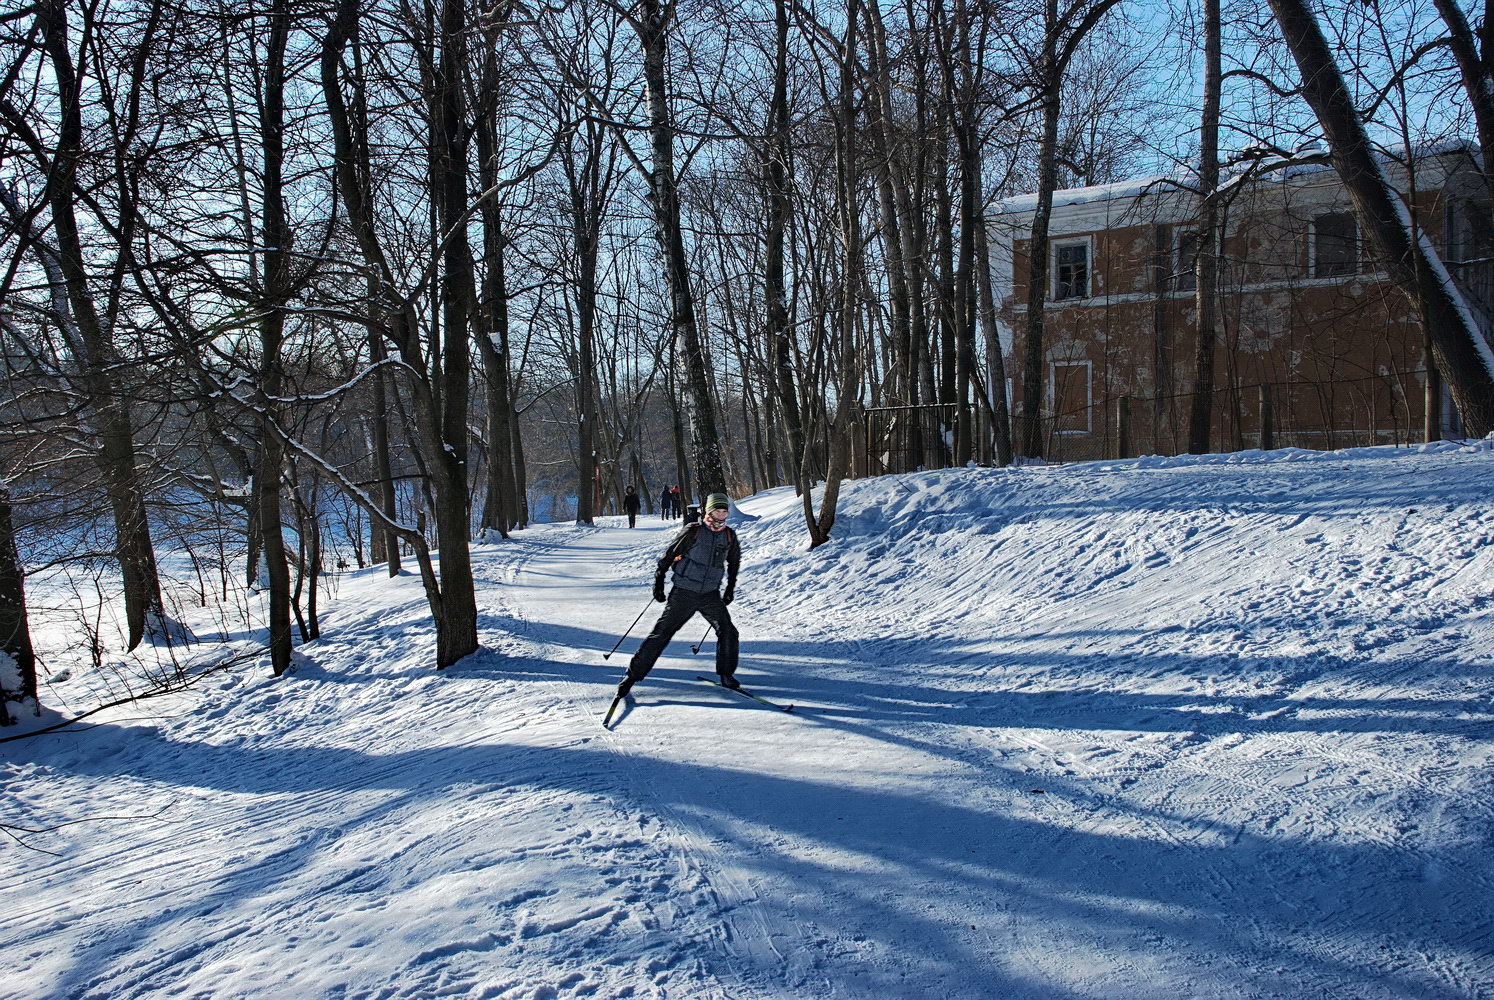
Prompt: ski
<box><xmin>601</xmin><ymin>694</ymin><xmax>625</xmax><ymax>728</ymax></box>
<box><xmin>696</xmin><ymin>675</ymin><xmax>794</xmax><ymax>712</ymax></box>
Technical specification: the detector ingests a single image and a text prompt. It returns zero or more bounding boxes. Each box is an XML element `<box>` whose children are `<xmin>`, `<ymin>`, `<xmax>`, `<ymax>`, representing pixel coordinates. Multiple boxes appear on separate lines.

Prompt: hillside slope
<box><xmin>3</xmin><ymin>441</ymin><xmax>1492</xmax><ymax>999</ymax></box>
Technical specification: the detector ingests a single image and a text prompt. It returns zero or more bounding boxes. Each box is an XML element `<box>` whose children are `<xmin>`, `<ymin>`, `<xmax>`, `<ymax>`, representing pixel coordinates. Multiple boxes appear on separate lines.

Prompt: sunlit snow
<box><xmin>4</xmin><ymin>441</ymin><xmax>1492</xmax><ymax>999</ymax></box>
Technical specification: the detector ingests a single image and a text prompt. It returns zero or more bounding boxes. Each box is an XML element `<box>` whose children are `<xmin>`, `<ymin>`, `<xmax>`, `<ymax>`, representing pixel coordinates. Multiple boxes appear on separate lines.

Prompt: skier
<box><xmin>624</xmin><ymin>485</ymin><xmax>641</xmax><ymax>528</ymax></box>
<box><xmin>617</xmin><ymin>492</ymin><xmax>740</xmax><ymax>696</ymax></box>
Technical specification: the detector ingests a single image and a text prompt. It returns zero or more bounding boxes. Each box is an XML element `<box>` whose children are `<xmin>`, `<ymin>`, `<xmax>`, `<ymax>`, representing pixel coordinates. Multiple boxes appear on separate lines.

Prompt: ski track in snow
<box><xmin>3</xmin><ymin>443</ymin><xmax>1494</xmax><ymax>999</ymax></box>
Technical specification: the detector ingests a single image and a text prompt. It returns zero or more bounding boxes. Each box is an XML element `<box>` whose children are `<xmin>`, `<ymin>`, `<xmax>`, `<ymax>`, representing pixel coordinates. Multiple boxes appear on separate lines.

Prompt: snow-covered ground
<box><xmin>4</xmin><ymin>442</ymin><xmax>1493</xmax><ymax>999</ymax></box>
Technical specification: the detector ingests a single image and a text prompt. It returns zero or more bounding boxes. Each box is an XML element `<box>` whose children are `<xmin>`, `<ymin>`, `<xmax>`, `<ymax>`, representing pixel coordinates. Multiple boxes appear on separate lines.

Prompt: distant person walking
<box><xmin>617</xmin><ymin>493</ymin><xmax>740</xmax><ymax>696</ymax></box>
<box><xmin>659</xmin><ymin>486</ymin><xmax>674</xmax><ymax>520</ymax></box>
<box><xmin>670</xmin><ymin>486</ymin><xmax>683</xmax><ymax>519</ymax></box>
<box><xmin>624</xmin><ymin>486</ymin><xmax>641</xmax><ymax>528</ymax></box>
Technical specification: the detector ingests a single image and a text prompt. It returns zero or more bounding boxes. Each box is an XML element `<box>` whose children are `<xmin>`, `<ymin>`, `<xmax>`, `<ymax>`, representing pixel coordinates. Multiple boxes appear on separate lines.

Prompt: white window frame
<box><xmin>1051</xmin><ymin>236</ymin><xmax>1093</xmax><ymax>301</ymax></box>
<box><xmin>1309</xmin><ymin>211</ymin><xmax>1360</xmax><ymax>279</ymax></box>
<box><xmin>1047</xmin><ymin>359</ymin><xmax>1093</xmax><ymax>434</ymax></box>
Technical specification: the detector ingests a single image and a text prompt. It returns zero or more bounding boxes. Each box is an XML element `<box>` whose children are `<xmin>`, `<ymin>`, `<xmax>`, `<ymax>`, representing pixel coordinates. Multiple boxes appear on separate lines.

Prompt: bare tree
<box><xmin>1431</xmin><ymin>0</ymin><xmax>1494</xmax><ymax>208</ymax></box>
<box><xmin>321</xmin><ymin>0</ymin><xmax>481</xmax><ymax>668</ymax></box>
<box><xmin>473</xmin><ymin>18</ymin><xmax>522</xmax><ymax>539</ymax></box>
<box><xmin>1</xmin><ymin>0</ymin><xmax>168</xmax><ymax>650</ymax></box>
<box><xmin>559</xmin><ymin>109</ymin><xmax>622</xmax><ymax>525</ymax></box>
<box><xmin>634</xmin><ymin>0</ymin><xmax>728</xmax><ymax>499</ymax></box>
<box><xmin>1187</xmin><ymin>0</ymin><xmax>1223</xmax><ymax>454</ymax></box>
<box><xmin>252</xmin><ymin>0</ymin><xmax>297</xmax><ymax>675</ymax></box>
<box><xmin>1014</xmin><ymin>0</ymin><xmax>1125</xmax><ymax>460</ymax></box>
<box><xmin>763</xmin><ymin>0</ymin><xmax>805</xmax><ymax>488</ymax></box>
<box><xmin>1266</xmin><ymin>0</ymin><xmax>1494</xmax><ymax>437</ymax></box>
<box><xmin>793</xmin><ymin>0</ymin><xmax>867</xmax><ymax>547</ymax></box>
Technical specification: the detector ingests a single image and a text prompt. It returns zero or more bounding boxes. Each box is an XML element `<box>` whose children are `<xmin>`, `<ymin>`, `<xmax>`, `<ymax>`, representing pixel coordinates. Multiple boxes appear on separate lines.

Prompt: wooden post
<box><xmin>1259</xmin><ymin>383</ymin><xmax>1276</xmax><ymax>450</ymax></box>
<box><xmin>1115</xmin><ymin>395</ymin><xmax>1131</xmax><ymax>459</ymax></box>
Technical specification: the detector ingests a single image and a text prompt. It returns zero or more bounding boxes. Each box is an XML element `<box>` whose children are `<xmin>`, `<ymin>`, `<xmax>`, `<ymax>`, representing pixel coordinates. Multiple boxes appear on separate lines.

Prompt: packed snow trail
<box><xmin>3</xmin><ymin>442</ymin><xmax>1493</xmax><ymax>999</ymax></box>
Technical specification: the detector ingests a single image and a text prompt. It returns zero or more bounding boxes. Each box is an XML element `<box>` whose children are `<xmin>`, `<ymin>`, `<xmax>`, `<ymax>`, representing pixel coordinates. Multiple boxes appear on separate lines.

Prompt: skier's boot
<box><xmin>616</xmin><ymin>677</ymin><xmax>635</xmax><ymax>698</ymax></box>
<box><xmin>717</xmin><ymin>672</ymin><xmax>740</xmax><ymax>690</ymax></box>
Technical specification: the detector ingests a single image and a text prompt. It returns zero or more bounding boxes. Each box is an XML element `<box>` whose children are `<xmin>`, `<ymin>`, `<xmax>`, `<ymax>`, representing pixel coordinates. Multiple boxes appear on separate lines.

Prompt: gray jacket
<box><xmin>655</xmin><ymin>523</ymin><xmax>740</xmax><ymax>594</ymax></box>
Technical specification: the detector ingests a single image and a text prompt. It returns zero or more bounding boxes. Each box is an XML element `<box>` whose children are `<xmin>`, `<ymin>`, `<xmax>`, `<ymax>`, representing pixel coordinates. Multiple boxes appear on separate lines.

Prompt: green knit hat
<box><xmin>705</xmin><ymin>493</ymin><xmax>730</xmax><ymax>512</ymax></box>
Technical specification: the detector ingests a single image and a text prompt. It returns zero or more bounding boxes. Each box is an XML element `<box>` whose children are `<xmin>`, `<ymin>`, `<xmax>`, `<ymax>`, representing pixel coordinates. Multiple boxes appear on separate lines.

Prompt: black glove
<box><xmin>653</xmin><ymin>579</ymin><xmax>666</xmax><ymax>603</ymax></box>
<box><xmin>722</xmin><ymin>587</ymin><xmax>735</xmax><ymax>606</ymax></box>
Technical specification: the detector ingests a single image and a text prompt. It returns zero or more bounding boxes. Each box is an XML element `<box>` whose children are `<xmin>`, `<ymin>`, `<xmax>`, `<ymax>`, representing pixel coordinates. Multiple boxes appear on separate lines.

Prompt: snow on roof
<box><xmin>994</xmin><ymin>173</ymin><xmax>1190</xmax><ymax>217</ymax></box>
<box><xmin>991</xmin><ymin>139</ymin><xmax>1482</xmax><ymax>221</ymax></box>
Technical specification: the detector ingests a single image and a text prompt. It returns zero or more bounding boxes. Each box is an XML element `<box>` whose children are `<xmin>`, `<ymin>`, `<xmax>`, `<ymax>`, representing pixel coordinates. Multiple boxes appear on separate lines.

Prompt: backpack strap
<box><xmin>671</xmin><ymin>524</ymin><xmax>701</xmax><ymax>562</ymax></box>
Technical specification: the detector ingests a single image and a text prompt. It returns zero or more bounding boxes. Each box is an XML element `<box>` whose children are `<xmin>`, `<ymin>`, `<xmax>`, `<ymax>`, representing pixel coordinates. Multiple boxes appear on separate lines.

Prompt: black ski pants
<box><xmin>627</xmin><ymin>587</ymin><xmax>738</xmax><ymax>684</ymax></box>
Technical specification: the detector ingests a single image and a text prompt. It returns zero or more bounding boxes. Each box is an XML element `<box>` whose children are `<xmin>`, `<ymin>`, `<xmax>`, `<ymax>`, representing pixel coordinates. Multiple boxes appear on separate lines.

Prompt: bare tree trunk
<box><xmin>564</xmin><ymin>122</ymin><xmax>611</xmax><ymax>525</ymax></box>
<box><xmin>572</xmin><ymin>250</ymin><xmax>600</xmax><ymax>526</ymax></box>
<box><xmin>353</xmin><ymin>27</ymin><xmax>402</xmax><ymax>574</ymax></box>
<box><xmin>0</xmin><ymin>486</ymin><xmax>37</xmax><ymax>723</ymax></box>
<box><xmin>636</xmin><ymin>0</ymin><xmax>726</xmax><ymax>498</ymax></box>
<box><xmin>367</xmin><ymin>301</ymin><xmax>403</xmax><ymax>574</ymax></box>
<box><xmin>974</xmin><ymin>194</ymin><xmax>1014</xmax><ymax>466</ymax></box>
<box><xmin>475</xmin><ymin>224</ymin><xmax>517</xmax><ymax>537</ymax></box>
<box><xmin>667</xmin><ymin>361</ymin><xmax>692</xmax><ymax>506</ymax></box>
<box><xmin>1016</xmin><ymin>0</ymin><xmax>1124</xmax><ymax>459</ymax></box>
<box><xmin>256</xmin><ymin>0</ymin><xmax>295</xmax><ymax>675</ymax></box>
<box><xmin>866</xmin><ymin>0</ymin><xmax>919</xmax><ymax>472</ymax></box>
<box><xmin>945</xmin><ymin>0</ymin><xmax>981</xmax><ymax>466</ymax></box>
<box><xmin>474</xmin><ymin>27</ymin><xmax>517</xmax><ymax>539</ymax></box>
<box><xmin>933</xmin><ymin>153</ymin><xmax>959</xmax><ymax>467</ymax></box>
<box><xmin>511</xmin><ymin>398</ymin><xmax>531</xmax><ymax>528</ymax></box>
<box><xmin>764</xmin><ymin>0</ymin><xmax>803</xmax><ymax>488</ymax></box>
<box><xmin>1187</xmin><ymin>0</ymin><xmax>1222</xmax><ymax>454</ymax></box>
<box><xmin>322</xmin><ymin>0</ymin><xmax>478</xmax><ymax>667</ymax></box>
<box><xmin>804</xmin><ymin>0</ymin><xmax>863</xmax><ymax>548</ymax></box>
<box><xmin>428</xmin><ymin>0</ymin><xmax>481</xmax><ymax>666</ymax></box>
<box><xmin>1267</xmin><ymin>0</ymin><xmax>1494</xmax><ymax>437</ymax></box>
<box><xmin>33</xmin><ymin>0</ymin><xmax>164</xmax><ymax>651</ymax></box>
<box><xmin>1019</xmin><ymin>73</ymin><xmax>1061</xmax><ymax>459</ymax></box>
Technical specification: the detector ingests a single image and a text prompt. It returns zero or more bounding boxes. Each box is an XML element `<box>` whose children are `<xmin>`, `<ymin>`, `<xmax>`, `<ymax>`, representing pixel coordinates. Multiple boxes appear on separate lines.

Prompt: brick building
<box><xmin>993</xmin><ymin>145</ymin><xmax>1493</xmax><ymax>460</ymax></box>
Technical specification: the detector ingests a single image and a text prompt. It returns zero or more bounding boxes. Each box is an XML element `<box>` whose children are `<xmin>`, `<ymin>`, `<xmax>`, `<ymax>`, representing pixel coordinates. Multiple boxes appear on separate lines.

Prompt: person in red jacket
<box><xmin>617</xmin><ymin>493</ymin><xmax>740</xmax><ymax>695</ymax></box>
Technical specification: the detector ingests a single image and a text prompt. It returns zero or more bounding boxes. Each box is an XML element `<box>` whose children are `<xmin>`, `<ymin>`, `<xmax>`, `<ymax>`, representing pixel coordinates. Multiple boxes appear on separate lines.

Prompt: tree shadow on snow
<box><xmin>729</xmin><ymin>630</ymin><xmax>1494</xmax><ymax>744</ymax></box>
<box><xmin>39</xmin><ymin>714</ymin><xmax>1490</xmax><ymax>1000</ymax></box>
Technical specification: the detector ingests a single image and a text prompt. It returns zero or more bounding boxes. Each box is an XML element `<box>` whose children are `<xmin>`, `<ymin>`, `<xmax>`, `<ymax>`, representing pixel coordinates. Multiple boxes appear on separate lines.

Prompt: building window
<box><xmin>1049</xmin><ymin>360</ymin><xmax>1092</xmax><ymax>433</ymax></box>
<box><xmin>1054</xmin><ymin>242</ymin><xmax>1089</xmax><ymax>300</ymax></box>
<box><xmin>1446</xmin><ymin>198</ymin><xmax>1494</xmax><ymax>263</ymax></box>
<box><xmin>1311</xmin><ymin>212</ymin><xmax>1359</xmax><ymax>278</ymax></box>
<box><xmin>1174</xmin><ymin>228</ymin><xmax>1199</xmax><ymax>292</ymax></box>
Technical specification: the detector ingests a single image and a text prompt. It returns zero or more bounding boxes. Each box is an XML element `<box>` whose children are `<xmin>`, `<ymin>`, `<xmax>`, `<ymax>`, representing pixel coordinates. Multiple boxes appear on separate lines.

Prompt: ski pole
<box><xmin>691</xmin><ymin>621</ymin><xmax>717</xmax><ymax>654</ymax></box>
<box><xmin>604</xmin><ymin>598</ymin><xmax>655</xmax><ymax>660</ymax></box>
